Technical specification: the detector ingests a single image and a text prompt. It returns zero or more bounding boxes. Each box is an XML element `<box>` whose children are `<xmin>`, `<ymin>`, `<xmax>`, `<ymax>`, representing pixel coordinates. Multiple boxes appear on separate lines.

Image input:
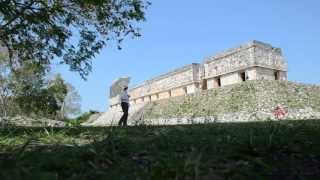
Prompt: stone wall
<box><xmin>109</xmin><ymin>40</ymin><xmax>288</xmax><ymax>109</ymax></box>
<box><xmin>202</xmin><ymin>41</ymin><xmax>287</xmax><ymax>88</ymax></box>
<box><xmin>136</xmin><ymin>81</ymin><xmax>320</xmax><ymax>125</ymax></box>
<box><xmin>130</xmin><ymin>63</ymin><xmax>201</xmax><ymax>97</ymax></box>
<box><xmin>203</xmin><ymin>41</ymin><xmax>287</xmax><ymax>79</ymax></box>
<box><xmin>0</xmin><ymin>116</ymin><xmax>65</xmax><ymax>127</ymax></box>
<box><xmin>220</xmin><ymin>73</ymin><xmax>241</xmax><ymax>86</ymax></box>
<box><xmin>203</xmin><ymin>43</ymin><xmax>255</xmax><ymax>79</ymax></box>
<box><xmin>254</xmin><ymin>42</ymin><xmax>287</xmax><ymax>71</ymax></box>
<box><xmin>256</xmin><ymin>67</ymin><xmax>287</xmax><ymax>81</ymax></box>
<box><xmin>87</xmin><ymin>81</ymin><xmax>320</xmax><ymax>126</ymax></box>
<box><xmin>110</xmin><ymin>63</ymin><xmax>201</xmax><ymax>107</ymax></box>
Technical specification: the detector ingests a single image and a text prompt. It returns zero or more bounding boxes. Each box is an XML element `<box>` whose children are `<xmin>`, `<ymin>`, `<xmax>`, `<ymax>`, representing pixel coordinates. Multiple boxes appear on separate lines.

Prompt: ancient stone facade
<box><xmin>109</xmin><ymin>40</ymin><xmax>288</xmax><ymax>109</ymax></box>
<box><xmin>84</xmin><ymin>80</ymin><xmax>320</xmax><ymax>127</ymax></box>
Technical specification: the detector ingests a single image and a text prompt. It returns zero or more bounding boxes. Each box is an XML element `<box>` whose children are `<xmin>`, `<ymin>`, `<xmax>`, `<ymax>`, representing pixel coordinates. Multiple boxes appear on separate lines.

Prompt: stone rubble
<box><xmin>0</xmin><ymin>116</ymin><xmax>66</xmax><ymax>127</ymax></box>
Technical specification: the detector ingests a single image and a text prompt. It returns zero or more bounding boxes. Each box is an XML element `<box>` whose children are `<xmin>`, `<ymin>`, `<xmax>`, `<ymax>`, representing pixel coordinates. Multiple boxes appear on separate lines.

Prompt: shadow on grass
<box><xmin>1</xmin><ymin>120</ymin><xmax>320</xmax><ymax>180</ymax></box>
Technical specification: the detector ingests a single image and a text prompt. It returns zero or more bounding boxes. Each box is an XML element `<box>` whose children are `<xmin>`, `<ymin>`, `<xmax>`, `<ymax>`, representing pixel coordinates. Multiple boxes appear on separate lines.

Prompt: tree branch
<box><xmin>0</xmin><ymin>0</ymin><xmax>35</xmax><ymax>28</ymax></box>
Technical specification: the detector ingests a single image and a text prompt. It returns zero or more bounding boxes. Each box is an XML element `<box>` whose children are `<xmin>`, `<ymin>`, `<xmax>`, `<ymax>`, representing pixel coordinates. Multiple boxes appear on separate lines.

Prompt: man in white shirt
<box><xmin>118</xmin><ymin>86</ymin><xmax>130</xmax><ymax>126</ymax></box>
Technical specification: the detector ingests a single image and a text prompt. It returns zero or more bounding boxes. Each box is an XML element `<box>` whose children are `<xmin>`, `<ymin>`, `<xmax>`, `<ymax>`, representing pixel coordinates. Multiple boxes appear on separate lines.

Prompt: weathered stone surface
<box><xmin>109</xmin><ymin>40</ymin><xmax>288</xmax><ymax>109</ymax></box>
<box><xmin>139</xmin><ymin>81</ymin><xmax>320</xmax><ymax>123</ymax></box>
<box><xmin>0</xmin><ymin>116</ymin><xmax>65</xmax><ymax>127</ymax></box>
<box><xmin>86</xmin><ymin>81</ymin><xmax>320</xmax><ymax>126</ymax></box>
<box><xmin>204</xmin><ymin>41</ymin><xmax>287</xmax><ymax>79</ymax></box>
<box><xmin>91</xmin><ymin>41</ymin><xmax>304</xmax><ymax>126</ymax></box>
<box><xmin>129</xmin><ymin>63</ymin><xmax>200</xmax><ymax>100</ymax></box>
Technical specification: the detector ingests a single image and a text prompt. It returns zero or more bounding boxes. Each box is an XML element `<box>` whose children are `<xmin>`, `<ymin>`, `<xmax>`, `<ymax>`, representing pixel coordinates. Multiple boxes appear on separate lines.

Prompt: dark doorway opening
<box><xmin>183</xmin><ymin>87</ymin><xmax>188</xmax><ymax>94</ymax></box>
<box><xmin>240</xmin><ymin>72</ymin><xmax>246</xmax><ymax>82</ymax></box>
<box><xmin>202</xmin><ymin>79</ymin><xmax>208</xmax><ymax>90</ymax></box>
<box><xmin>216</xmin><ymin>77</ymin><xmax>221</xmax><ymax>87</ymax></box>
<box><xmin>275</xmin><ymin>71</ymin><xmax>280</xmax><ymax>80</ymax></box>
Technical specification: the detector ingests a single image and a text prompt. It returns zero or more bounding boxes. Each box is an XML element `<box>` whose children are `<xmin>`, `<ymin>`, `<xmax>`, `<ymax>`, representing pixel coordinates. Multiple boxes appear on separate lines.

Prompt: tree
<box><xmin>9</xmin><ymin>61</ymin><xmax>55</xmax><ymax>117</ymax></box>
<box><xmin>0</xmin><ymin>50</ymin><xmax>11</xmax><ymax>116</ymax></box>
<box><xmin>0</xmin><ymin>75</ymin><xmax>10</xmax><ymax>116</ymax></box>
<box><xmin>61</xmin><ymin>83</ymin><xmax>81</xmax><ymax>119</ymax></box>
<box><xmin>0</xmin><ymin>53</ymin><xmax>81</xmax><ymax>119</ymax></box>
<box><xmin>0</xmin><ymin>0</ymin><xmax>150</xmax><ymax>79</ymax></box>
<box><xmin>1</xmin><ymin>49</ymin><xmax>81</xmax><ymax>119</ymax></box>
<box><xmin>48</xmin><ymin>74</ymin><xmax>68</xmax><ymax>118</ymax></box>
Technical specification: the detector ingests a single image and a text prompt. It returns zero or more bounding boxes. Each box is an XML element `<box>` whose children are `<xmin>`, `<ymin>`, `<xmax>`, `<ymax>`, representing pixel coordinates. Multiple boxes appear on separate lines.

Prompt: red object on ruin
<box><xmin>274</xmin><ymin>105</ymin><xmax>286</xmax><ymax>120</ymax></box>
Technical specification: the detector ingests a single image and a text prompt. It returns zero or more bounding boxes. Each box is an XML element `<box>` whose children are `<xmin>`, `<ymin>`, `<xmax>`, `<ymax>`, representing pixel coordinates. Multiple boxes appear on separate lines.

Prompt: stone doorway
<box><xmin>274</xmin><ymin>71</ymin><xmax>280</xmax><ymax>80</ymax></box>
<box><xmin>216</xmin><ymin>77</ymin><xmax>221</xmax><ymax>87</ymax></box>
<box><xmin>240</xmin><ymin>72</ymin><xmax>246</xmax><ymax>82</ymax></box>
<box><xmin>202</xmin><ymin>79</ymin><xmax>208</xmax><ymax>90</ymax></box>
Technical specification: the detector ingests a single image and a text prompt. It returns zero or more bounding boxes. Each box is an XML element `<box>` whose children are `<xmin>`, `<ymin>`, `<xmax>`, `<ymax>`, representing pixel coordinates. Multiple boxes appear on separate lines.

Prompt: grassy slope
<box><xmin>143</xmin><ymin>80</ymin><xmax>320</xmax><ymax>119</ymax></box>
<box><xmin>1</xmin><ymin>120</ymin><xmax>320</xmax><ymax>179</ymax></box>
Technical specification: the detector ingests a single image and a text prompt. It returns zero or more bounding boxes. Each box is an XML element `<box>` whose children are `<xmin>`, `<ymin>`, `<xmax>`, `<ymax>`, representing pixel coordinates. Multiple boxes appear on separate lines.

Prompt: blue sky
<box><xmin>54</xmin><ymin>0</ymin><xmax>320</xmax><ymax>113</ymax></box>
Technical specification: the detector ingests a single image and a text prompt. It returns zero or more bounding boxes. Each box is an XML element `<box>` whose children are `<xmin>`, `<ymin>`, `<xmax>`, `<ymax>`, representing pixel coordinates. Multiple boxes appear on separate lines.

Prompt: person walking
<box><xmin>118</xmin><ymin>86</ymin><xmax>130</xmax><ymax>126</ymax></box>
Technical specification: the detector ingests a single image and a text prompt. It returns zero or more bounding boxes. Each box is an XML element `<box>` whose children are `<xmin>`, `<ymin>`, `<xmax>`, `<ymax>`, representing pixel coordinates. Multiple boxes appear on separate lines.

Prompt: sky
<box><xmin>53</xmin><ymin>0</ymin><xmax>320</xmax><ymax>113</ymax></box>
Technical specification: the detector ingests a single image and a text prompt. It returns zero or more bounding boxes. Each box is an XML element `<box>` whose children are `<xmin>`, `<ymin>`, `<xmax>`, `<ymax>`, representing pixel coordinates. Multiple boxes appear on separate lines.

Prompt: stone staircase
<box><xmin>129</xmin><ymin>102</ymin><xmax>156</xmax><ymax>125</ymax></box>
<box><xmin>83</xmin><ymin>102</ymin><xmax>152</xmax><ymax>126</ymax></box>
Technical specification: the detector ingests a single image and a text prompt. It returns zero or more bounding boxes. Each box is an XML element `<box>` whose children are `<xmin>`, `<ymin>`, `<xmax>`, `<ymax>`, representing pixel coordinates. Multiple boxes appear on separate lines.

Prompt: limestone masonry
<box><xmin>83</xmin><ymin>40</ymin><xmax>320</xmax><ymax>126</ymax></box>
<box><xmin>109</xmin><ymin>40</ymin><xmax>287</xmax><ymax>109</ymax></box>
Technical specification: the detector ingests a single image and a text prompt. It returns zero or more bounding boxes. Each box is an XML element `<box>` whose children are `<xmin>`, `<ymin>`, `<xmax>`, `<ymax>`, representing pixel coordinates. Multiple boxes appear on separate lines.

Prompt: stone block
<box><xmin>159</xmin><ymin>91</ymin><xmax>171</xmax><ymax>100</ymax></box>
<box><xmin>151</xmin><ymin>94</ymin><xmax>158</xmax><ymax>101</ymax></box>
<box><xmin>144</xmin><ymin>96</ymin><xmax>151</xmax><ymax>102</ymax></box>
<box><xmin>220</xmin><ymin>73</ymin><xmax>241</xmax><ymax>86</ymax></box>
<box><xmin>136</xmin><ymin>98</ymin><xmax>144</xmax><ymax>104</ymax></box>
<box><xmin>186</xmin><ymin>84</ymin><xmax>197</xmax><ymax>94</ymax></box>
<box><xmin>171</xmin><ymin>87</ymin><xmax>187</xmax><ymax>97</ymax></box>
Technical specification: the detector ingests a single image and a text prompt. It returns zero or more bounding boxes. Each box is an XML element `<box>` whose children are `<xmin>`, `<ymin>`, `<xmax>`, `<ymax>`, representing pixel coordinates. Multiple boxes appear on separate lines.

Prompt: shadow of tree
<box><xmin>1</xmin><ymin>121</ymin><xmax>320</xmax><ymax>180</ymax></box>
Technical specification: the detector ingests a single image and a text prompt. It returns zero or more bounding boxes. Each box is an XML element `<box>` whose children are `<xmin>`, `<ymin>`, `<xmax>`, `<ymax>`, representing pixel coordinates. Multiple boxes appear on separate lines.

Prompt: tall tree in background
<box><xmin>47</xmin><ymin>76</ymin><xmax>81</xmax><ymax>120</ymax></box>
<box><xmin>0</xmin><ymin>0</ymin><xmax>150</xmax><ymax>78</ymax></box>
<box><xmin>48</xmin><ymin>74</ymin><xmax>68</xmax><ymax>119</ymax></box>
<box><xmin>0</xmin><ymin>51</ymin><xmax>11</xmax><ymax>116</ymax></box>
<box><xmin>61</xmin><ymin>83</ymin><xmax>81</xmax><ymax>119</ymax></box>
<box><xmin>1</xmin><ymin>50</ymin><xmax>80</xmax><ymax>119</ymax></box>
<box><xmin>9</xmin><ymin>61</ymin><xmax>55</xmax><ymax>117</ymax></box>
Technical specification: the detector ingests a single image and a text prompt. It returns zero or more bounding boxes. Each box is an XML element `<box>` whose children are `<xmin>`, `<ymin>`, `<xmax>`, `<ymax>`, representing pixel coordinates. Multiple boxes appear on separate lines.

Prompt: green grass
<box><xmin>1</xmin><ymin>120</ymin><xmax>320</xmax><ymax>179</ymax></box>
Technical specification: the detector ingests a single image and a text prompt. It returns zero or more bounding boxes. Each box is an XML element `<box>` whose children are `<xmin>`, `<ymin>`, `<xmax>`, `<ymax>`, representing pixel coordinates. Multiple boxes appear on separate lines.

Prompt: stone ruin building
<box><xmin>109</xmin><ymin>40</ymin><xmax>288</xmax><ymax>110</ymax></box>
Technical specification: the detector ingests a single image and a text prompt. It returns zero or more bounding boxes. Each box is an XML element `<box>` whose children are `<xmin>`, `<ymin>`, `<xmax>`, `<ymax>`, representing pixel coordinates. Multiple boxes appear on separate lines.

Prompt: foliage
<box><xmin>0</xmin><ymin>0</ymin><xmax>150</xmax><ymax>78</ymax></box>
<box><xmin>0</xmin><ymin>58</ymin><xmax>50</xmax><ymax>117</ymax></box>
<box><xmin>0</xmin><ymin>56</ymin><xmax>79</xmax><ymax>119</ymax></box>
<box><xmin>48</xmin><ymin>74</ymin><xmax>68</xmax><ymax>109</ymax></box>
<box><xmin>6</xmin><ymin>63</ymin><xmax>59</xmax><ymax>118</ymax></box>
<box><xmin>61</xmin><ymin>83</ymin><xmax>81</xmax><ymax>119</ymax></box>
<box><xmin>0</xmin><ymin>52</ymin><xmax>11</xmax><ymax>116</ymax></box>
<box><xmin>67</xmin><ymin>110</ymin><xmax>99</xmax><ymax>126</ymax></box>
<box><xmin>0</xmin><ymin>120</ymin><xmax>320</xmax><ymax>179</ymax></box>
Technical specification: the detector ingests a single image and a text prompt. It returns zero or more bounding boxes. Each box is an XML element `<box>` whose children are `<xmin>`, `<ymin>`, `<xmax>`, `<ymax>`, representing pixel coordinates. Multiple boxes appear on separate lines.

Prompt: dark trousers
<box><xmin>118</xmin><ymin>102</ymin><xmax>129</xmax><ymax>126</ymax></box>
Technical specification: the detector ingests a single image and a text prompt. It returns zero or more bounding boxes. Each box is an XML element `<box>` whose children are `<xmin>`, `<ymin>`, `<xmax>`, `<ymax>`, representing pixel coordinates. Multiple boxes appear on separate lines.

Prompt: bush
<box><xmin>66</xmin><ymin>110</ymin><xmax>99</xmax><ymax>127</ymax></box>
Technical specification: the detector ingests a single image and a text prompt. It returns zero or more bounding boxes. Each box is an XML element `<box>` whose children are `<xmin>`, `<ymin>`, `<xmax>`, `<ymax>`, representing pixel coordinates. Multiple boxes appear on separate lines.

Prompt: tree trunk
<box><xmin>60</xmin><ymin>101</ymin><xmax>65</xmax><ymax>120</ymax></box>
<box><xmin>0</xmin><ymin>95</ymin><xmax>7</xmax><ymax>117</ymax></box>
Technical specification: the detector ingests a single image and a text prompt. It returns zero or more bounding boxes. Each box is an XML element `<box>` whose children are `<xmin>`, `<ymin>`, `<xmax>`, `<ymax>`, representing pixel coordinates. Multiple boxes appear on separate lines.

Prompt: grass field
<box><xmin>1</xmin><ymin>120</ymin><xmax>320</xmax><ymax>180</ymax></box>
